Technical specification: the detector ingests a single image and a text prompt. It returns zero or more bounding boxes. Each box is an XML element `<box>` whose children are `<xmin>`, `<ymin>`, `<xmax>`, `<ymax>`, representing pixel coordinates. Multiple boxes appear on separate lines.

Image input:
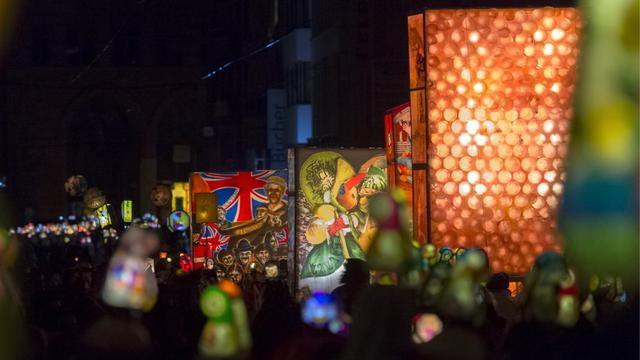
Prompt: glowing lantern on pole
<box><xmin>408</xmin><ymin>6</ymin><xmax>582</xmax><ymax>273</ymax></box>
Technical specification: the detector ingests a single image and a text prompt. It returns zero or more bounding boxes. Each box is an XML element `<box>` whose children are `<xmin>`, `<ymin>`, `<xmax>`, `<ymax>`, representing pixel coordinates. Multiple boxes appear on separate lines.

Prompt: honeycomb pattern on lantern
<box><xmin>425</xmin><ymin>8</ymin><xmax>581</xmax><ymax>273</ymax></box>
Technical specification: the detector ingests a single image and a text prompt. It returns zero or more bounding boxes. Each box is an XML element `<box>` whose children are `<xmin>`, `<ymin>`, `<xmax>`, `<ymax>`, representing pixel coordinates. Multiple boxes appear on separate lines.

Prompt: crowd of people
<box><xmin>0</xmin><ymin>218</ymin><xmax>637</xmax><ymax>360</ymax></box>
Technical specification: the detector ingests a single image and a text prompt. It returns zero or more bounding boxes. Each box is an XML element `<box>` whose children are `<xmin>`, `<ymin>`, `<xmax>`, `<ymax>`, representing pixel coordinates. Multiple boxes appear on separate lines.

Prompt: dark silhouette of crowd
<box><xmin>2</xmin><ymin>224</ymin><xmax>637</xmax><ymax>360</ymax></box>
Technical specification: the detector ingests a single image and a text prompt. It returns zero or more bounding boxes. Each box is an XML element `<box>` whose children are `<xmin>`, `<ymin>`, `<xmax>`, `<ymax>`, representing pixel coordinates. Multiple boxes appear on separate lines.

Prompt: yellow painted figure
<box><xmin>300</xmin><ymin>152</ymin><xmax>387</xmax><ymax>279</ymax></box>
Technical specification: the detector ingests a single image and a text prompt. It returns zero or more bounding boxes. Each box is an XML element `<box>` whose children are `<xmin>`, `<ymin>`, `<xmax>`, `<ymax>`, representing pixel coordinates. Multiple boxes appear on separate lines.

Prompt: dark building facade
<box><xmin>1</xmin><ymin>0</ymin><xmax>283</xmax><ymax>221</ymax></box>
<box><xmin>310</xmin><ymin>0</ymin><xmax>427</xmax><ymax>147</ymax></box>
<box><xmin>1</xmin><ymin>0</ymin><xmax>428</xmax><ymax>221</ymax></box>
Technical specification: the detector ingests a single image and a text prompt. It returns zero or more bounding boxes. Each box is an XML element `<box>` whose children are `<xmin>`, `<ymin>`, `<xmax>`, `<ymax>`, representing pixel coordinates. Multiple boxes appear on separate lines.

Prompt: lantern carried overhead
<box><xmin>408</xmin><ymin>6</ymin><xmax>582</xmax><ymax>273</ymax></box>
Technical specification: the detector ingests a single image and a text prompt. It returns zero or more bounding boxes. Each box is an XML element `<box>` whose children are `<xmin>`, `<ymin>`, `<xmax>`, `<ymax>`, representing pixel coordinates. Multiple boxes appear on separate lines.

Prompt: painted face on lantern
<box><xmin>265</xmin><ymin>264</ymin><xmax>279</xmax><ymax>279</ymax></box>
<box><xmin>238</xmin><ymin>250</ymin><xmax>252</xmax><ymax>265</ymax></box>
<box><xmin>337</xmin><ymin>183</ymin><xmax>359</xmax><ymax>211</ymax></box>
<box><xmin>206</xmin><ymin>258</ymin><xmax>215</xmax><ymax>270</ymax></box>
<box><xmin>222</xmin><ymin>254</ymin><xmax>234</xmax><ymax>267</ymax></box>
<box><xmin>257</xmin><ymin>249</ymin><xmax>270</xmax><ymax>265</ymax></box>
<box><xmin>217</xmin><ymin>207</ymin><xmax>227</xmax><ymax>222</ymax></box>
<box><xmin>266</xmin><ymin>184</ymin><xmax>284</xmax><ymax>205</ymax></box>
<box><xmin>230</xmin><ymin>268</ymin><xmax>242</xmax><ymax>284</ymax></box>
<box><xmin>215</xmin><ymin>268</ymin><xmax>226</xmax><ymax>279</ymax></box>
<box><xmin>266</xmin><ymin>234</ymin><xmax>278</xmax><ymax>251</ymax></box>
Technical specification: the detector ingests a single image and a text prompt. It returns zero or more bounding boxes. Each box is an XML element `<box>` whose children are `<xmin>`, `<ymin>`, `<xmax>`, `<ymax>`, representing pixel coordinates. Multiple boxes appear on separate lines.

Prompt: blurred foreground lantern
<box><xmin>366</xmin><ymin>191</ymin><xmax>415</xmax><ymax>273</ymax></box>
<box><xmin>102</xmin><ymin>228</ymin><xmax>159</xmax><ymax>311</ymax></box>
<box><xmin>559</xmin><ymin>0</ymin><xmax>638</xmax><ymax>288</ymax></box>
<box><xmin>199</xmin><ymin>280</ymin><xmax>251</xmax><ymax>358</ymax></box>
<box><xmin>408</xmin><ymin>6</ymin><xmax>582</xmax><ymax>273</ymax></box>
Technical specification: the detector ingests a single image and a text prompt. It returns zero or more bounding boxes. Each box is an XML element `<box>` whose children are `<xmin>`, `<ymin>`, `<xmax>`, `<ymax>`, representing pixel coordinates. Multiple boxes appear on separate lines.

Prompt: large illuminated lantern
<box><xmin>384</xmin><ymin>103</ymin><xmax>414</xmax><ymax>234</ymax></box>
<box><xmin>293</xmin><ymin>148</ymin><xmax>387</xmax><ymax>292</ymax></box>
<box><xmin>408</xmin><ymin>6</ymin><xmax>582</xmax><ymax>273</ymax></box>
<box><xmin>189</xmin><ymin>170</ymin><xmax>289</xmax><ymax>272</ymax></box>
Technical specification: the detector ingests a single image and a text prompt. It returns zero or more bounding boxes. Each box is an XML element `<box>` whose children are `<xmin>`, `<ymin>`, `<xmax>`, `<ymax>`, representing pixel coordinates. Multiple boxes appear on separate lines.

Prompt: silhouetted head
<box><xmin>487</xmin><ymin>272</ymin><xmax>510</xmax><ymax>292</ymax></box>
<box><xmin>340</xmin><ymin>259</ymin><xmax>370</xmax><ymax>287</ymax></box>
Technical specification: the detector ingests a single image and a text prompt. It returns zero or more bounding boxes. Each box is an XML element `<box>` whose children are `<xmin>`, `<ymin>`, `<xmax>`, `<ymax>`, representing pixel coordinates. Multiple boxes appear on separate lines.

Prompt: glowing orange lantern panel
<box><xmin>421</xmin><ymin>8</ymin><xmax>581</xmax><ymax>273</ymax></box>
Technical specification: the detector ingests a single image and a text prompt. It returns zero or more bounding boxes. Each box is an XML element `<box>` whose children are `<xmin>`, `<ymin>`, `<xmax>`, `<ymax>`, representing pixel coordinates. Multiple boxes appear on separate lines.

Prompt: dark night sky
<box><xmin>0</xmin><ymin>0</ymin><xmax>576</xmax><ymax>222</ymax></box>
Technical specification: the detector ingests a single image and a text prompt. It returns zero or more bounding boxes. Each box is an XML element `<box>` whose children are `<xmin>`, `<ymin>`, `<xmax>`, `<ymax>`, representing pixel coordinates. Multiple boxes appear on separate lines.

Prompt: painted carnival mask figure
<box><xmin>255</xmin><ymin>176</ymin><xmax>288</xmax><ymax>228</ymax></box>
<box><xmin>234</xmin><ymin>239</ymin><xmax>254</xmax><ymax>270</ymax></box>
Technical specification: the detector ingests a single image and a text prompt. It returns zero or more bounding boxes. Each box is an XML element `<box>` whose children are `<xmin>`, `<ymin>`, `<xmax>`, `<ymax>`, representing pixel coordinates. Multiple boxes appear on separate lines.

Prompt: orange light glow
<box><xmin>424</xmin><ymin>8</ymin><xmax>581</xmax><ymax>273</ymax></box>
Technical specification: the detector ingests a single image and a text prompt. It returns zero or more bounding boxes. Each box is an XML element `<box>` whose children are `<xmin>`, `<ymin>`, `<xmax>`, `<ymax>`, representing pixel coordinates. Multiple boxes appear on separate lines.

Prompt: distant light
<box><xmin>201</xmin><ymin>38</ymin><xmax>281</xmax><ymax>80</ymax></box>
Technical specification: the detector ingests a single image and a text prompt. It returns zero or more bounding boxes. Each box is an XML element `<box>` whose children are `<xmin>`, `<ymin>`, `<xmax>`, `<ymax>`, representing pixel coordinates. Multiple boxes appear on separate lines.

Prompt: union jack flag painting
<box><xmin>190</xmin><ymin>169</ymin><xmax>289</xmax><ymax>272</ymax></box>
<box><xmin>274</xmin><ymin>228</ymin><xmax>288</xmax><ymax>246</ymax></box>
<box><xmin>194</xmin><ymin>170</ymin><xmax>286</xmax><ymax>223</ymax></box>
<box><xmin>198</xmin><ymin>223</ymin><xmax>230</xmax><ymax>252</ymax></box>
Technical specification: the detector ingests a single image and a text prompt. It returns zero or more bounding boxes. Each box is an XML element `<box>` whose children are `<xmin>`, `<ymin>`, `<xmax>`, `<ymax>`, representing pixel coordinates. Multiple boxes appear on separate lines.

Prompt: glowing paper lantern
<box><xmin>95</xmin><ymin>204</ymin><xmax>112</xmax><ymax>228</ymax></box>
<box><xmin>171</xmin><ymin>182</ymin><xmax>190</xmax><ymax>212</ymax></box>
<box><xmin>408</xmin><ymin>7</ymin><xmax>582</xmax><ymax>273</ymax></box>
<box><xmin>121</xmin><ymin>200</ymin><xmax>133</xmax><ymax>223</ymax></box>
<box><xmin>64</xmin><ymin>174</ymin><xmax>88</xmax><ymax>197</ymax></box>
<box><xmin>412</xmin><ymin>313</ymin><xmax>443</xmax><ymax>344</ymax></box>
<box><xmin>83</xmin><ymin>187</ymin><xmax>106</xmax><ymax>212</ymax></box>
<box><xmin>198</xmin><ymin>280</ymin><xmax>251</xmax><ymax>358</ymax></box>
<box><xmin>218</xmin><ymin>280</ymin><xmax>251</xmax><ymax>354</ymax></box>
<box><xmin>102</xmin><ymin>229</ymin><xmax>159</xmax><ymax>311</ymax></box>
<box><xmin>301</xmin><ymin>292</ymin><xmax>339</xmax><ymax>329</ymax></box>
<box><xmin>194</xmin><ymin>192</ymin><xmax>218</xmax><ymax>224</ymax></box>
<box><xmin>167</xmin><ymin>210</ymin><xmax>190</xmax><ymax>232</ymax></box>
<box><xmin>150</xmin><ymin>184</ymin><xmax>172</xmax><ymax>208</ymax></box>
<box><xmin>366</xmin><ymin>191</ymin><xmax>415</xmax><ymax>273</ymax></box>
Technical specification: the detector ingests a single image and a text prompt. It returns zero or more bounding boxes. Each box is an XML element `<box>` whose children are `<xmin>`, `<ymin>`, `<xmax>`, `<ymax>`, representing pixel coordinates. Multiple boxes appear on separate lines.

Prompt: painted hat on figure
<box><xmin>265</xmin><ymin>176</ymin><xmax>287</xmax><ymax>190</ymax></box>
<box><xmin>235</xmin><ymin>239</ymin><xmax>253</xmax><ymax>253</ymax></box>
